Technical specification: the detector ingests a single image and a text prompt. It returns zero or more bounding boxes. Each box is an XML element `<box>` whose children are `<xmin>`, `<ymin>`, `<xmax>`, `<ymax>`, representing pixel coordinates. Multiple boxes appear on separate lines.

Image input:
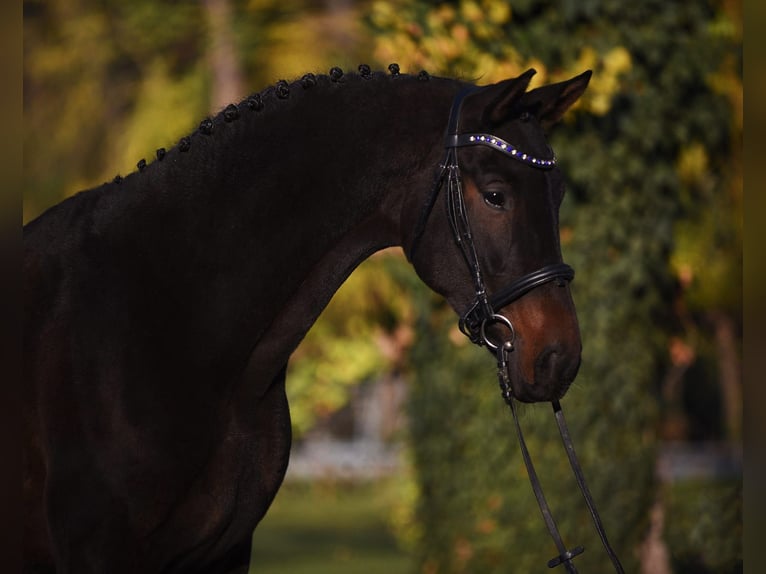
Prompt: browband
<box><xmin>443</xmin><ymin>86</ymin><xmax>556</xmax><ymax>168</ymax></box>
<box><xmin>451</xmin><ymin>134</ymin><xmax>556</xmax><ymax>168</ymax></box>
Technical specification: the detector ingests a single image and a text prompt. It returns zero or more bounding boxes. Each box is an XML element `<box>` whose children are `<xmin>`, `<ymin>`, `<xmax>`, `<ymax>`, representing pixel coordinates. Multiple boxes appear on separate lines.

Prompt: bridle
<box><xmin>409</xmin><ymin>86</ymin><xmax>575</xmax><ymax>348</ymax></box>
<box><xmin>410</xmin><ymin>86</ymin><xmax>625</xmax><ymax>573</ymax></box>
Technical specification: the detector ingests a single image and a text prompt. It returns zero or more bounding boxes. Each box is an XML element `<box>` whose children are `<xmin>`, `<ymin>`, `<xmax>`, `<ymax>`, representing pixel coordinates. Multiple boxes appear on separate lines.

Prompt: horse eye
<box><xmin>483</xmin><ymin>191</ymin><xmax>506</xmax><ymax>209</ymax></box>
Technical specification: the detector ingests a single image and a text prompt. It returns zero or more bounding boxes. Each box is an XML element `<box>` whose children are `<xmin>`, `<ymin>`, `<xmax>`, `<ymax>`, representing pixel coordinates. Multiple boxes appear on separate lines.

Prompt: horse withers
<box><xmin>23</xmin><ymin>65</ymin><xmax>590</xmax><ymax>573</ymax></box>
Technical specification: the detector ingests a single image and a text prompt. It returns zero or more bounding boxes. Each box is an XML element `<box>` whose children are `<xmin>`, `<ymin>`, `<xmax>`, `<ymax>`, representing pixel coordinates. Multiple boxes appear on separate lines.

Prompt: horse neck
<box><xmin>113</xmin><ymin>73</ymin><xmax>459</xmax><ymax>380</ymax></box>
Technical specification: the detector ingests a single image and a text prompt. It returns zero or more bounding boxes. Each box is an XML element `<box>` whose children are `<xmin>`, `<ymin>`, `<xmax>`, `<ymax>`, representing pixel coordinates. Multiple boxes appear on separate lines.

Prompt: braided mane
<box><xmin>121</xmin><ymin>64</ymin><xmax>437</xmax><ymax>181</ymax></box>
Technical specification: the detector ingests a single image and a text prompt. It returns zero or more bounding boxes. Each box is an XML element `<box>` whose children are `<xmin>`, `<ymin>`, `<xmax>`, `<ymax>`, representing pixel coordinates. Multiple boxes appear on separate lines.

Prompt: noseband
<box><xmin>410</xmin><ymin>85</ymin><xmax>624</xmax><ymax>573</ymax></box>
<box><xmin>409</xmin><ymin>86</ymin><xmax>575</xmax><ymax>348</ymax></box>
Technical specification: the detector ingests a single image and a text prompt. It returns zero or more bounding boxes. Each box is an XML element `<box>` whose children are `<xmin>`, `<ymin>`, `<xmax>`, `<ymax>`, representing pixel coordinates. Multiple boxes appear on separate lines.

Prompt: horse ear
<box><xmin>519</xmin><ymin>70</ymin><xmax>592</xmax><ymax>130</ymax></box>
<box><xmin>474</xmin><ymin>68</ymin><xmax>538</xmax><ymax>127</ymax></box>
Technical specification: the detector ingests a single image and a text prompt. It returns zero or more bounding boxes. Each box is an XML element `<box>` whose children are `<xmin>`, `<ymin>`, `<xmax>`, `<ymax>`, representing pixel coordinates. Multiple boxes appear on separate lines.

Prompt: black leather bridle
<box><xmin>409</xmin><ymin>86</ymin><xmax>575</xmax><ymax>348</ymax></box>
<box><xmin>410</xmin><ymin>86</ymin><xmax>624</xmax><ymax>573</ymax></box>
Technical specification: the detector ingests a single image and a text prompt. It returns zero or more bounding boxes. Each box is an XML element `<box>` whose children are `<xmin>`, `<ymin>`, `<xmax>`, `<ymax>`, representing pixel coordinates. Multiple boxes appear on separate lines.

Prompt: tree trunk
<box><xmin>710</xmin><ymin>310</ymin><xmax>742</xmax><ymax>441</ymax></box>
<box><xmin>640</xmin><ymin>495</ymin><xmax>671</xmax><ymax>574</ymax></box>
<box><xmin>203</xmin><ymin>0</ymin><xmax>244</xmax><ymax>111</ymax></box>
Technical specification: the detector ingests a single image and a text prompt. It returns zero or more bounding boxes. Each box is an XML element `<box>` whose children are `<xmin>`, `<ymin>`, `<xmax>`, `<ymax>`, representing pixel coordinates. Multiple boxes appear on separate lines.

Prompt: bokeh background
<box><xmin>23</xmin><ymin>1</ymin><xmax>742</xmax><ymax>573</ymax></box>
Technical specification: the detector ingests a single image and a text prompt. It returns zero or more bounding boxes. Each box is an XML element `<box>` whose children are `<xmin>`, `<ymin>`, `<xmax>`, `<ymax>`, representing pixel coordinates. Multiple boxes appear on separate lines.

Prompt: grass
<box><xmin>248</xmin><ymin>479</ymin><xmax>413</xmax><ymax>574</ymax></box>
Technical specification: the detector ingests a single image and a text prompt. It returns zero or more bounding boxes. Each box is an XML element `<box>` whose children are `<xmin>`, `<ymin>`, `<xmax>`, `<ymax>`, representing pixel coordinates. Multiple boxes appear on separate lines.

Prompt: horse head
<box><xmin>405</xmin><ymin>69</ymin><xmax>591</xmax><ymax>403</ymax></box>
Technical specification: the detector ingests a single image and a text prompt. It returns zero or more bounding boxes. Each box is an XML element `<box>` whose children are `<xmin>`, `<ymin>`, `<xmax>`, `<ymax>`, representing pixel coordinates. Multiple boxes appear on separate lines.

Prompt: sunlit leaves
<box><xmin>569</xmin><ymin>46</ymin><xmax>632</xmax><ymax>116</ymax></box>
<box><xmin>369</xmin><ymin>0</ymin><xmax>528</xmax><ymax>83</ymax></box>
<box><xmin>287</xmin><ymin>250</ymin><xmax>416</xmax><ymax>437</ymax></box>
<box><xmin>369</xmin><ymin>0</ymin><xmax>634</xmax><ymax>121</ymax></box>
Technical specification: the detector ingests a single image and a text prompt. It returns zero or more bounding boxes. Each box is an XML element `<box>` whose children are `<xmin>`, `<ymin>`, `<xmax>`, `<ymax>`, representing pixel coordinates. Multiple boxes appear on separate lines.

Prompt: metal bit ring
<box><xmin>480</xmin><ymin>313</ymin><xmax>516</xmax><ymax>350</ymax></box>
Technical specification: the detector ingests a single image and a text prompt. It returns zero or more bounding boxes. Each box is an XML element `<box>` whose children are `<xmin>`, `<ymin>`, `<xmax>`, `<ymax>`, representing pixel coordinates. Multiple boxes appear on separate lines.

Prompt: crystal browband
<box><xmin>451</xmin><ymin>133</ymin><xmax>557</xmax><ymax>169</ymax></box>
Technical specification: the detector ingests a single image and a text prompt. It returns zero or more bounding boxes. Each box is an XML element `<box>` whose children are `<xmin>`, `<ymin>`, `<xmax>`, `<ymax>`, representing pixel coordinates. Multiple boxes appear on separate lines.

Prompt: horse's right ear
<box><xmin>479</xmin><ymin>68</ymin><xmax>538</xmax><ymax>126</ymax></box>
<box><xmin>461</xmin><ymin>69</ymin><xmax>538</xmax><ymax>128</ymax></box>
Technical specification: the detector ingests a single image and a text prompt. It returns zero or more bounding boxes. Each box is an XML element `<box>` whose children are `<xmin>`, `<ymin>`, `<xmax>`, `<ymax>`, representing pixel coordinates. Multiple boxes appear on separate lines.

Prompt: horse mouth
<box><xmin>506</xmin><ymin>346</ymin><xmax>580</xmax><ymax>403</ymax></box>
<box><xmin>510</xmin><ymin>377</ymin><xmax>574</xmax><ymax>403</ymax></box>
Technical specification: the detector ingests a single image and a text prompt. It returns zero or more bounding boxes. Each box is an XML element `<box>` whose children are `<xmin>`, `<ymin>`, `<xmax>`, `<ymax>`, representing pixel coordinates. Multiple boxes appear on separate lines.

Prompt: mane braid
<box><xmin>118</xmin><ymin>65</ymin><xmax>440</xmax><ymax>181</ymax></box>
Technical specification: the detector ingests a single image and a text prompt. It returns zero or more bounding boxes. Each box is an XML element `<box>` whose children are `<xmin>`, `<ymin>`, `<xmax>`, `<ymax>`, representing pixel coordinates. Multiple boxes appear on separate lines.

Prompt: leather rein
<box><xmin>410</xmin><ymin>86</ymin><xmax>625</xmax><ymax>573</ymax></box>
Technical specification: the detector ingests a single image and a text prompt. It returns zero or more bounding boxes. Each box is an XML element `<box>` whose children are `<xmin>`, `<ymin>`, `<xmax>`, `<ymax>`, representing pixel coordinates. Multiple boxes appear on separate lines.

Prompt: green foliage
<box><xmin>287</xmin><ymin>251</ymin><xmax>415</xmax><ymax>437</ymax></box>
<box><xmin>664</xmin><ymin>479</ymin><xmax>742</xmax><ymax>573</ymax></box>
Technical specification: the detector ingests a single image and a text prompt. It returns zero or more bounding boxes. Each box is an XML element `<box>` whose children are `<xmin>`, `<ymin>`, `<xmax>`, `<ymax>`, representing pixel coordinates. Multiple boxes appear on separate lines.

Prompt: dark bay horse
<box><xmin>23</xmin><ymin>65</ymin><xmax>590</xmax><ymax>573</ymax></box>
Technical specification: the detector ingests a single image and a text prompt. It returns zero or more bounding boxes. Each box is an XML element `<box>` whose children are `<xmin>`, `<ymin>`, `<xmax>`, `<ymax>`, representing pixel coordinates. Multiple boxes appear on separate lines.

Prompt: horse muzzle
<box><xmin>514</xmin><ymin>342</ymin><xmax>581</xmax><ymax>403</ymax></box>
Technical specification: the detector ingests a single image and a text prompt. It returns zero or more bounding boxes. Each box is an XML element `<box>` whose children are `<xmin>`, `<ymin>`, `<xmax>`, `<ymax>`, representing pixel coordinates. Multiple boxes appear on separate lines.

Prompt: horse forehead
<box><xmin>463</xmin><ymin>145</ymin><xmax>552</xmax><ymax>189</ymax></box>
<box><xmin>494</xmin><ymin>118</ymin><xmax>551</xmax><ymax>155</ymax></box>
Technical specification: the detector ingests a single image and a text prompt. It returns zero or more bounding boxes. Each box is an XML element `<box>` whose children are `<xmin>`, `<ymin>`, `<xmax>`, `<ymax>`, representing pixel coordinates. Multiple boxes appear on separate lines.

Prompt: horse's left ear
<box><xmin>520</xmin><ymin>70</ymin><xmax>592</xmax><ymax>130</ymax></box>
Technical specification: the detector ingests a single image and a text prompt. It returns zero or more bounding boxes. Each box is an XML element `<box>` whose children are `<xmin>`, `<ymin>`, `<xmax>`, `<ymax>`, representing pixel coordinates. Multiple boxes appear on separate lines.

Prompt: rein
<box><xmin>412</xmin><ymin>86</ymin><xmax>625</xmax><ymax>573</ymax></box>
<box><xmin>495</xmin><ymin>341</ymin><xmax>625</xmax><ymax>573</ymax></box>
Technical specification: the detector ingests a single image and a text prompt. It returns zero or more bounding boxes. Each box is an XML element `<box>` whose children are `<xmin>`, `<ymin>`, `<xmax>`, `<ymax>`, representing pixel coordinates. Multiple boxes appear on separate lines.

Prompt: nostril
<box><xmin>535</xmin><ymin>347</ymin><xmax>558</xmax><ymax>381</ymax></box>
<box><xmin>535</xmin><ymin>346</ymin><xmax>581</xmax><ymax>389</ymax></box>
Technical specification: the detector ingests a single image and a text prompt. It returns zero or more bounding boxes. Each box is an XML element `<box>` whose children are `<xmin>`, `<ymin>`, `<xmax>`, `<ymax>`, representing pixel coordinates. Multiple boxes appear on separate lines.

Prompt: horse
<box><xmin>23</xmin><ymin>64</ymin><xmax>591</xmax><ymax>573</ymax></box>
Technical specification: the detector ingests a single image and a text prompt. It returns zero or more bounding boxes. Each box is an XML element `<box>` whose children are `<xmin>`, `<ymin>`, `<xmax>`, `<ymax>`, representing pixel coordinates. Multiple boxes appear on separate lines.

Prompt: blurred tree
<box><xmin>367</xmin><ymin>1</ymin><xmax>741</xmax><ymax>572</ymax></box>
<box><xmin>204</xmin><ymin>0</ymin><xmax>246</xmax><ymax>110</ymax></box>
